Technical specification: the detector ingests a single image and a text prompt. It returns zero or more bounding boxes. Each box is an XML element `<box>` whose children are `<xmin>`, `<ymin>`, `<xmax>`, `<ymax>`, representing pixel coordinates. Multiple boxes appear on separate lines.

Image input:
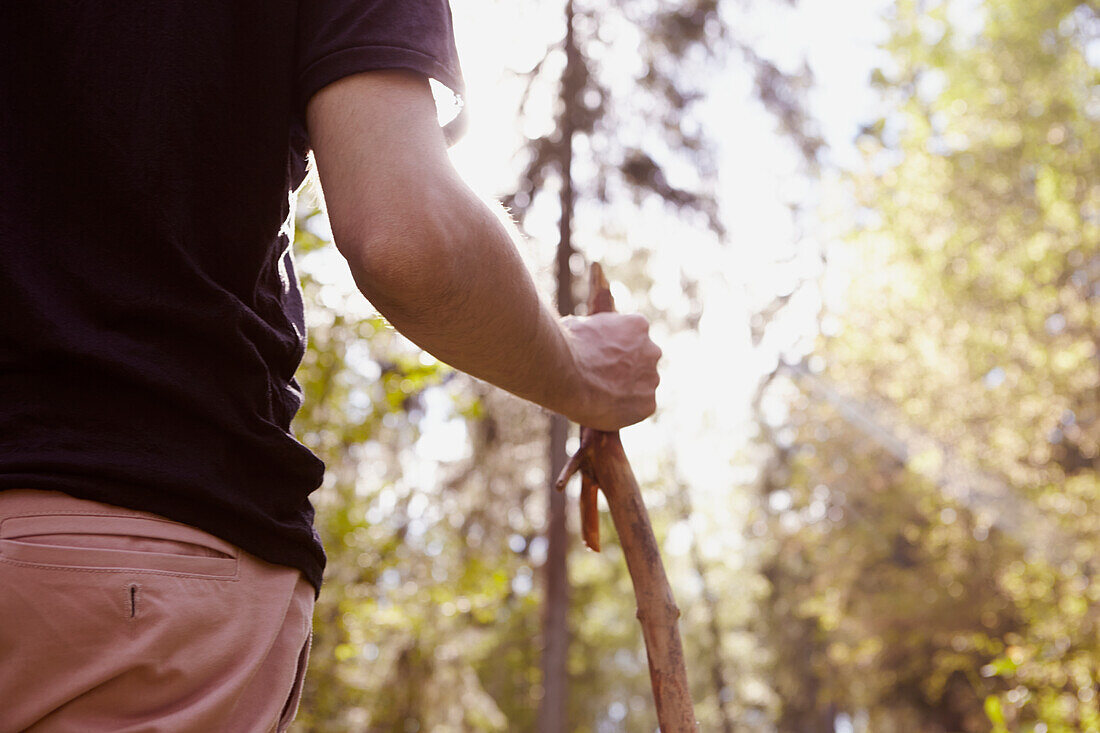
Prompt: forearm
<box><xmin>307</xmin><ymin>70</ymin><xmax>659</xmax><ymax>430</ymax></box>
<box><xmin>346</xmin><ymin>187</ymin><xmax>585</xmax><ymax>417</ymax></box>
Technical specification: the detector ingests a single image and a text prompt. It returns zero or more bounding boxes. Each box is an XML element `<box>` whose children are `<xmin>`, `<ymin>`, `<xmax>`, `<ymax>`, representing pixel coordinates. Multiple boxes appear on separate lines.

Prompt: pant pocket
<box><xmin>0</xmin><ymin>513</ymin><xmax>239</xmax><ymax>578</ymax></box>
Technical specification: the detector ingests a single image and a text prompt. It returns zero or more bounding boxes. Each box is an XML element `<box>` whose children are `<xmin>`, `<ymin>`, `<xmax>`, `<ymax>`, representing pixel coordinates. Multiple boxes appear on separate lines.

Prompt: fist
<box><xmin>559</xmin><ymin>312</ymin><xmax>662</xmax><ymax>431</ymax></box>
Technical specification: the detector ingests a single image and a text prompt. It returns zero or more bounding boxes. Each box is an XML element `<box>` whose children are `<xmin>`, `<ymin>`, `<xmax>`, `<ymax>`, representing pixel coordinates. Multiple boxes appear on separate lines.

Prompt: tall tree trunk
<box><xmin>542</xmin><ymin>414</ymin><xmax>570</xmax><ymax>733</ymax></box>
<box><xmin>539</xmin><ymin>3</ymin><xmax>578</xmax><ymax>731</ymax></box>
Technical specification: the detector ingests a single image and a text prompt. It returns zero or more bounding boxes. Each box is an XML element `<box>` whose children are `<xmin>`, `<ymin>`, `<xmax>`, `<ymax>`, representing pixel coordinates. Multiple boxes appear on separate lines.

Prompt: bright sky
<box><xmin>302</xmin><ymin>0</ymin><xmax>894</xmax><ymax>559</ymax></box>
<box><xmin>432</xmin><ymin>0</ymin><xmax>893</xmax><ymax>557</ymax></box>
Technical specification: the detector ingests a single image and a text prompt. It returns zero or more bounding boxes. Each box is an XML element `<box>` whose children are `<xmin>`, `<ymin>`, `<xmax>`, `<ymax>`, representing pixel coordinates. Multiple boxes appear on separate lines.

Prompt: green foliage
<box><xmin>756</xmin><ymin>0</ymin><xmax>1100</xmax><ymax>730</ymax></box>
<box><xmin>288</xmin><ymin>204</ymin><xmax>744</xmax><ymax>729</ymax></box>
<box><xmin>272</xmin><ymin>0</ymin><xmax>1098</xmax><ymax>730</ymax></box>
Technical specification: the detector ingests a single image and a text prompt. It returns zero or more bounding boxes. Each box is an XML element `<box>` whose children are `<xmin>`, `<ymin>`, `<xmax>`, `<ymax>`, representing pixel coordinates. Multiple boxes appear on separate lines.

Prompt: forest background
<box><xmin>286</xmin><ymin>0</ymin><xmax>1100</xmax><ymax>731</ymax></box>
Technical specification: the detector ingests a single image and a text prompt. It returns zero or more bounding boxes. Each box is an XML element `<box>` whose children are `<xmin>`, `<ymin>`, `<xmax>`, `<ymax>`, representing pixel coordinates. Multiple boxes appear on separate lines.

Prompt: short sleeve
<box><xmin>297</xmin><ymin>0</ymin><xmax>465</xmax><ymax>112</ymax></box>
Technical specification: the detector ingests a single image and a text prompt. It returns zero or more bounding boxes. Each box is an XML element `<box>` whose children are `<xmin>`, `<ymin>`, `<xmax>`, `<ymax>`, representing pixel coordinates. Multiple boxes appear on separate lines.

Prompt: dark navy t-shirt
<box><xmin>0</xmin><ymin>1</ymin><xmax>463</xmax><ymax>593</ymax></box>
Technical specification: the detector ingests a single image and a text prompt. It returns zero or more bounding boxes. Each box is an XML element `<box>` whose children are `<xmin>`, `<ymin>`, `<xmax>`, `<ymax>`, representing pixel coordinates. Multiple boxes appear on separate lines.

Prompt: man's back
<box><xmin>0</xmin><ymin>4</ymin><xmax>660</xmax><ymax>729</ymax></box>
<box><xmin>0</xmin><ymin>3</ymin><xmax>463</xmax><ymax>590</ymax></box>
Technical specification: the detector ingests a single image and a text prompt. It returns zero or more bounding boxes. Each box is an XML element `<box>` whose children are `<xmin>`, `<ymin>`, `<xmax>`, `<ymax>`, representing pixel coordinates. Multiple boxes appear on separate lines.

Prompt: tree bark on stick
<box><xmin>556</xmin><ymin>264</ymin><xmax>697</xmax><ymax>731</ymax></box>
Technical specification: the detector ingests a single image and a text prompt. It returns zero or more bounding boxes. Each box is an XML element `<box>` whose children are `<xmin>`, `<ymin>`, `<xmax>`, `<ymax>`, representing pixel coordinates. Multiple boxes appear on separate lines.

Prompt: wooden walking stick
<box><xmin>556</xmin><ymin>263</ymin><xmax>697</xmax><ymax>731</ymax></box>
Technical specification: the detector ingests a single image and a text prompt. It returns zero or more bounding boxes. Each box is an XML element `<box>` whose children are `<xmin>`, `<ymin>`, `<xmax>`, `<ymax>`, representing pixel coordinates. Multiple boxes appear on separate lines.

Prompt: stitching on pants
<box><xmin>277</xmin><ymin>631</ymin><xmax>313</xmax><ymax>731</ymax></box>
<box><xmin>124</xmin><ymin>582</ymin><xmax>143</xmax><ymax>620</ymax></box>
<box><xmin>0</xmin><ymin>555</ymin><xmax>241</xmax><ymax>581</ymax></box>
<box><xmin>0</xmin><ymin>512</ymin><xmax>238</xmax><ymax>552</ymax></box>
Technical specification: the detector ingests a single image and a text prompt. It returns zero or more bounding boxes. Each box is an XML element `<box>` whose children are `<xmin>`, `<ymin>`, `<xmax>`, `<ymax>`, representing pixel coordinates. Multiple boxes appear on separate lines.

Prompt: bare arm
<box><xmin>306</xmin><ymin>70</ymin><xmax>659</xmax><ymax>431</ymax></box>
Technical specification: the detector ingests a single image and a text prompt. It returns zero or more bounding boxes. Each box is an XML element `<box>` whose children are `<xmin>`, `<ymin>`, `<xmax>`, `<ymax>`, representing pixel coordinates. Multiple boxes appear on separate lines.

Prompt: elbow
<box><xmin>336</xmin><ymin>189</ymin><xmax>478</xmax><ymax>324</ymax></box>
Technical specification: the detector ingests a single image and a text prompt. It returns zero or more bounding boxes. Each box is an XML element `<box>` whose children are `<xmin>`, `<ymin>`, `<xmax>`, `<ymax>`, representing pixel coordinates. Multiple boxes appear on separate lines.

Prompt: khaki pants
<box><xmin>0</xmin><ymin>490</ymin><xmax>314</xmax><ymax>733</ymax></box>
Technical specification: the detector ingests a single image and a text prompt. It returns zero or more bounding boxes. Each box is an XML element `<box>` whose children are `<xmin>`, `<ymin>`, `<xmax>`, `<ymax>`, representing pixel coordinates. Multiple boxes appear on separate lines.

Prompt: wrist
<box><xmin>532</xmin><ymin>312</ymin><xmax>584</xmax><ymax>421</ymax></box>
<box><xmin>546</xmin><ymin>314</ymin><xmax>607</xmax><ymax>426</ymax></box>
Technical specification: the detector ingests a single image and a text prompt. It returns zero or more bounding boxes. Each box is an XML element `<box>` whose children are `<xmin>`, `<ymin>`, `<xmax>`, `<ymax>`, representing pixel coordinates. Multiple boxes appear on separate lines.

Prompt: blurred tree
<box><xmin>753</xmin><ymin>0</ymin><xmax>1100</xmax><ymax>730</ymax></box>
<box><xmin>288</xmin><ymin>0</ymin><xmax>824</xmax><ymax>727</ymax></box>
<box><xmin>500</xmin><ymin>0</ymin><xmax>819</xmax><ymax>728</ymax></box>
<box><xmin>291</xmin><ymin>200</ymin><xmax>552</xmax><ymax>731</ymax></box>
<box><xmin>541</xmin><ymin>8</ymin><xmax>579</xmax><ymax>730</ymax></box>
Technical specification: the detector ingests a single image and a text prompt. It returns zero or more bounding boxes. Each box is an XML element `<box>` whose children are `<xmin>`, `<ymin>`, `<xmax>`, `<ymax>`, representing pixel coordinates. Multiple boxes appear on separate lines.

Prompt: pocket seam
<box><xmin>0</xmin><ymin>514</ymin><xmax>241</xmax><ymax>581</ymax></box>
<box><xmin>1</xmin><ymin>512</ymin><xmax>237</xmax><ymax>554</ymax></box>
<box><xmin>0</xmin><ymin>554</ymin><xmax>242</xmax><ymax>581</ymax></box>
